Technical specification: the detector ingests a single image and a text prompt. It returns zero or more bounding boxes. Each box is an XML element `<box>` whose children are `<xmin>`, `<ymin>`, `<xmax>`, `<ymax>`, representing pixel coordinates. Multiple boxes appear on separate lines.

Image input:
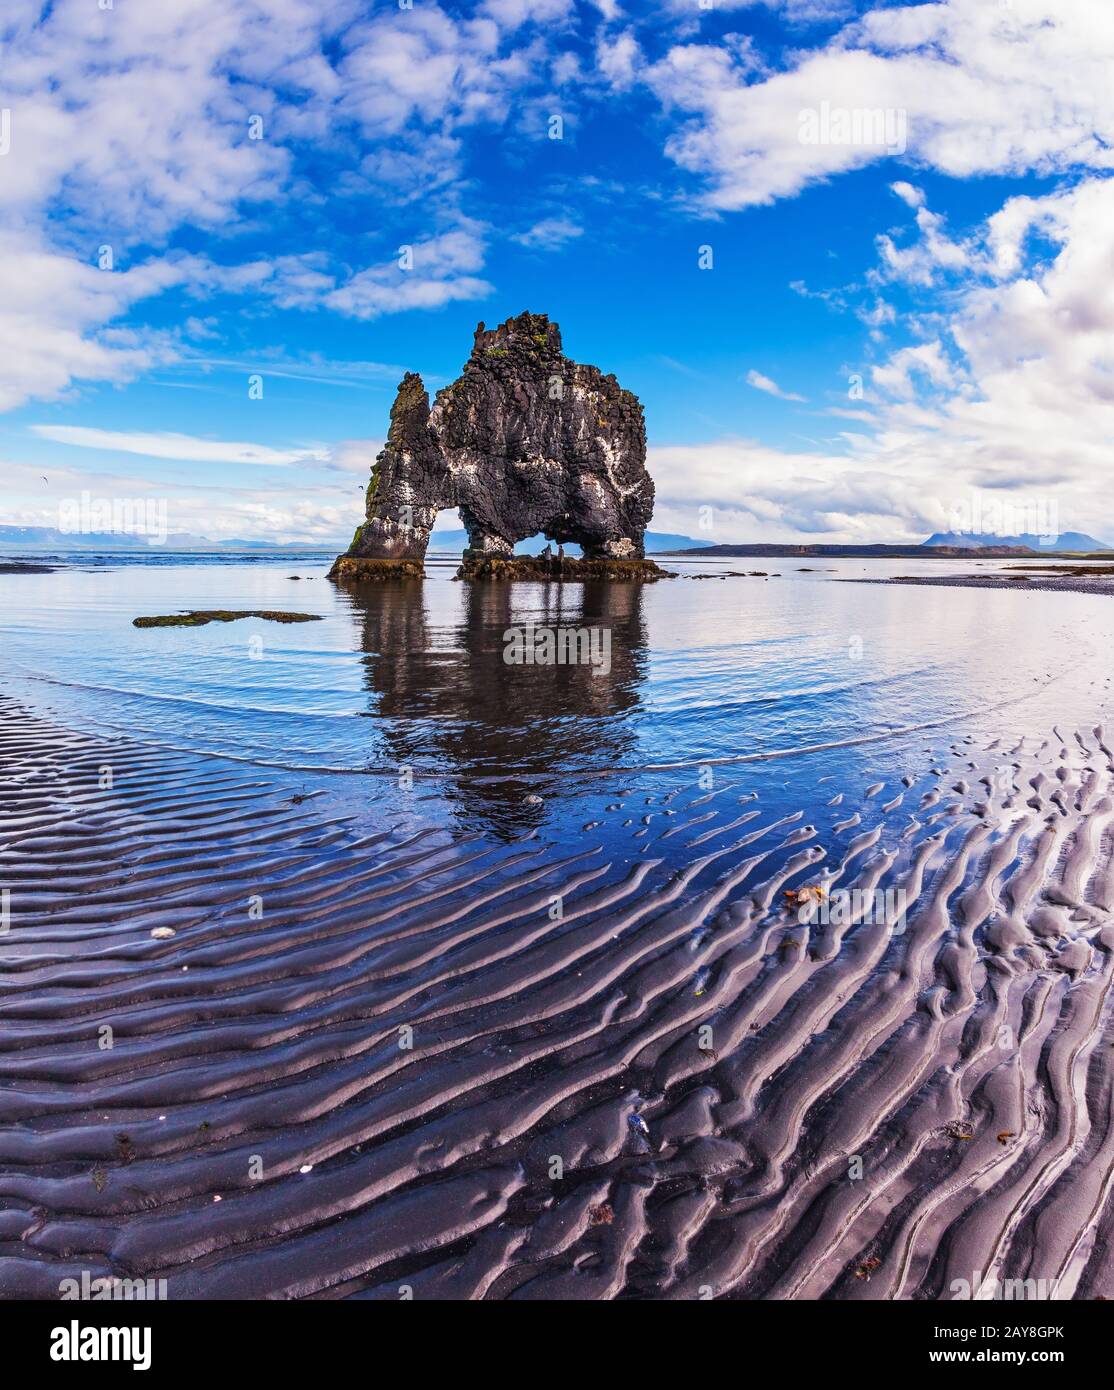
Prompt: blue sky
<box><xmin>2</xmin><ymin>0</ymin><xmax>1113</xmax><ymax>545</ymax></box>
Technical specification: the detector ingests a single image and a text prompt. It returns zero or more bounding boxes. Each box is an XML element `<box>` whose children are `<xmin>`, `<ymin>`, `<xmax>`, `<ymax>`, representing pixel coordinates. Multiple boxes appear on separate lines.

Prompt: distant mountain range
<box><xmin>0</xmin><ymin>524</ymin><xmax>708</xmax><ymax>555</ymax></box>
<box><xmin>5</xmin><ymin>522</ymin><xmax>1108</xmax><ymax>556</ymax></box>
<box><xmin>0</xmin><ymin>526</ymin><xmax>334</xmax><ymax>552</ymax></box>
<box><xmin>923</xmin><ymin>530</ymin><xmax>1112</xmax><ymax>552</ymax></box>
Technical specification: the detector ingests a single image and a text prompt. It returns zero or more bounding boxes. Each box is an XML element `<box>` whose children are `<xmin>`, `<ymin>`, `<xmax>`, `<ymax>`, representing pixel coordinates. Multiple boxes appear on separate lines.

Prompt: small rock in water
<box><xmin>522</xmin><ymin>794</ymin><xmax>543</xmax><ymax>807</ymax></box>
<box><xmin>150</xmin><ymin>927</ymin><xmax>176</xmax><ymax>939</ymax></box>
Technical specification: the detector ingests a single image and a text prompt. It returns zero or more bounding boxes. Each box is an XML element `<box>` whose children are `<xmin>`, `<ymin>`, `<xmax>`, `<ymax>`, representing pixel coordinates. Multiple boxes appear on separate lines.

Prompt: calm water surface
<box><xmin>2</xmin><ymin>551</ymin><xmax>1111</xmax><ymax>840</ymax></box>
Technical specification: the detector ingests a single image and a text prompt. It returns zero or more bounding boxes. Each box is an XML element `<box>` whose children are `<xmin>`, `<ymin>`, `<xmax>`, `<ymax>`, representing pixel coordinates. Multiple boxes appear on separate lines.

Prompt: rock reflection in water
<box><xmin>341</xmin><ymin>578</ymin><xmax>649</xmax><ymax>834</ymax></box>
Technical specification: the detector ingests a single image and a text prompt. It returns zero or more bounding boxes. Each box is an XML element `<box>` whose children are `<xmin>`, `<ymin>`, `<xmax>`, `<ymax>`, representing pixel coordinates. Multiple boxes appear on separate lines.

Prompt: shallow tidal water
<box><xmin>1</xmin><ymin>552</ymin><xmax>1112</xmax><ymax>844</ymax></box>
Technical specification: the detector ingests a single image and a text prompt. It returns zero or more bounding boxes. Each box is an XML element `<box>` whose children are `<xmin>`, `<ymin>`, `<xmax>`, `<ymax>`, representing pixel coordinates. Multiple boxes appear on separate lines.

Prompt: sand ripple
<box><xmin>1</xmin><ymin>697</ymin><xmax>1112</xmax><ymax>1300</ymax></box>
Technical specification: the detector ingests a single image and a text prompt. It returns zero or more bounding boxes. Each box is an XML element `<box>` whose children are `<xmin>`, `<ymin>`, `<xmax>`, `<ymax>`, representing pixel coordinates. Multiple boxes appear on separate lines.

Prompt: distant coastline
<box><xmin>655</xmin><ymin>542</ymin><xmax>1114</xmax><ymax>559</ymax></box>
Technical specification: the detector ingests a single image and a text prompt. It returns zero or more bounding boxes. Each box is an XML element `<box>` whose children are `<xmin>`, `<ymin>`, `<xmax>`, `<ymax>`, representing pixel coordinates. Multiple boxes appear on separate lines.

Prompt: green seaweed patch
<box><xmin>133</xmin><ymin>610</ymin><xmax>323</xmax><ymax>628</ymax></box>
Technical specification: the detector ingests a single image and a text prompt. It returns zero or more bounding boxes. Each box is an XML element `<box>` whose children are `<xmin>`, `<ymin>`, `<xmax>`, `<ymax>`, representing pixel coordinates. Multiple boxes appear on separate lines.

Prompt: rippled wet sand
<box><xmin>2</xmin><ymin>694</ymin><xmax>1112</xmax><ymax>1300</ymax></box>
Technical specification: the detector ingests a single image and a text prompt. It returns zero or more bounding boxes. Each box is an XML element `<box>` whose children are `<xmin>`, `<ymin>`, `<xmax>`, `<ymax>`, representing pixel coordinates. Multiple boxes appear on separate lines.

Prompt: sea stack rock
<box><xmin>328</xmin><ymin>312</ymin><xmax>663</xmax><ymax>582</ymax></box>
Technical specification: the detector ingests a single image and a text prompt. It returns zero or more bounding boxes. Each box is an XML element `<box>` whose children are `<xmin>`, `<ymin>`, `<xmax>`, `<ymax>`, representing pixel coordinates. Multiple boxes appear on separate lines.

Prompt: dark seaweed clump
<box><xmin>133</xmin><ymin>610</ymin><xmax>322</xmax><ymax>628</ymax></box>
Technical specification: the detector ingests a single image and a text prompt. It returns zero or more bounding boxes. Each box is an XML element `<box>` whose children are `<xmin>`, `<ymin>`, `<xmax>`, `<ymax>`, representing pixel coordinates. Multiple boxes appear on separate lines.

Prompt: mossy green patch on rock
<box><xmin>456</xmin><ymin>555</ymin><xmax>673</xmax><ymax>583</ymax></box>
<box><xmin>327</xmin><ymin>555</ymin><xmax>425</xmax><ymax>583</ymax></box>
<box><xmin>133</xmin><ymin>610</ymin><xmax>323</xmax><ymax>628</ymax></box>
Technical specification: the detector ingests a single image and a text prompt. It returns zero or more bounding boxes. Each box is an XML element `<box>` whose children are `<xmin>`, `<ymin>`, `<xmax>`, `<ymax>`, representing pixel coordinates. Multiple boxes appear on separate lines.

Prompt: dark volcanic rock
<box><xmin>330</xmin><ymin>312</ymin><xmax>656</xmax><ymax>578</ymax></box>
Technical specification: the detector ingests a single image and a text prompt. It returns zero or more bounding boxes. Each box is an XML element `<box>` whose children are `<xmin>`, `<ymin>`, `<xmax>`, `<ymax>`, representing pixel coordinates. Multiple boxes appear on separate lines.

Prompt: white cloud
<box><xmin>0</xmin><ymin>450</ymin><xmax>365</xmax><ymax>544</ymax></box>
<box><xmin>0</xmin><ymin>1</ymin><xmax>575</xmax><ymax>411</ymax></box>
<box><xmin>876</xmin><ymin>206</ymin><xmax>976</xmax><ymax>286</ymax></box>
<box><xmin>660</xmin><ymin>0</ymin><xmax>853</xmax><ymax>16</ymax></box>
<box><xmin>650</xmin><ymin>173</ymin><xmax>1114</xmax><ymax>544</ymax></box>
<box><xmin>870</xmin><ymin>341</ymin><xmax>954</xmax><ymax>398</ymax></box>
<box><xmin>746</xmin><ymin>369</ymin><xmax>807</xmax><ymax>402</ymax></box>
<box><xmin>649</xmin><ymin>438</ymin><xmax>945</xmax><ymax>543</ymax></box>
<box><xmin>335</xmin><ymin>6</ymin><xmax>554</xmax><ymax>143</ymax></box>
<box><xmin>324</xmin><ymin>228</ymin><xmax>492</xmax><ymax>320</ymax></box>
<box><xmin>510</xmin><ymin>217</ymin><xmax>584</xmax><ymax>251</ymax></box>
<box><xmin>180</xmin><ymin>354</ymin><xmax>403</xmax><ymax>388</ymax></box>
<box><xmin>0</xmin><ymin>1</ymin><xmax>344</xmax><ymax>410</ymax></box>
<box><xmin>890</xmin><ymin>180</ymin><xmax>925</xmax><ymax>209</ymax></box>
<box><xmin>325</xmin><ymin>439</ymin><xmax>386</xmax><ymax>474</ymax></box>
<box><xmin>647</xmin><ymin>0</ymin><xmax>1114</xmax><ymax>209</ymax></box>
<box><xmin>481</xmin><ymin>0</ymin><xmax>574</xmax><ymax>30</ymax></box>
<box><xmin>0</xmin><ymin>0</ymin><xmax>332</xmax><ymax>235</ymax></box>
<box><xmin>5</xmin><ymin>0</ymin><xmax>1113</xmax><ymax>552</ymax></box>
<box><xmin>251</xmin><ymin>254</ymin><xmax>339</xmax><ymax>311</ymax></box>
<box><xmin>596</xmin><ymin>29</ymin><xmax>642</xmax><ymax>91</ymax></box>
<box><xmin>29</xmin><ymin>426</ymin><xmax>327</xmax><ymax>467</ymax></box>
<box><xmin>589</xmin><ymin>0</ymin><xmax>625</xmax><ymax>21</ymax></box>
<box><xmin>0</xmin><ymin>235</ymin><xmax>188</xmax><ymax>411</ymax></box>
